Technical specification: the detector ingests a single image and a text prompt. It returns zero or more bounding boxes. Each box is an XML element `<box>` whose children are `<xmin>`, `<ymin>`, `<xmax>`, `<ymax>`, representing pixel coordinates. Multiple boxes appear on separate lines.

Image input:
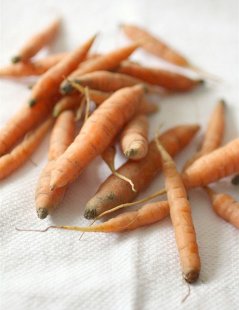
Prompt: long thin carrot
<box><xmin>117</xmin><ymin>61</ymin><xmax>204</xmax><ymax>92</ymax></box>
<box><xmin>0</xmin><ymin>53</ymin><xmax>67</xmax><ymax>78</ymax></box>
<box><xmin>50</xmin><ymin>85</ymin><xmax>145</xmax><ymax>190</ymax></box>
<box><xmin>29</xmin><ymin>34</ymin><xmax>97</xmax><ymax>106</ymax></box>
<box><xmin>36</xmin><ymin>111</ymin><xmax>75</xmax><ymax>219</ymax></box>
<box><xmin>0</xmin><ymin>119</ymin><xmax>52</xmax><ymax>180</ymax></box>
<box><xmin>53</xmin><ymin>94</ymin><xmax>82</xmax><ymax>117</ymax></box>
<box><xmin>60</xmin><ymin>43</ymin><xmax>139</xmax><ymax>94</ymax></box>
<box><xmin>155</xmin><ymin>139</ymin><xmax>200</xmax><ymax>283</ymax></box>
<box><xmin>120</xmin><ymin>114</ymin><xmax>149</xmax><ymax>160</ymax></box>
<box><xmin>204</xmin><ymin>186</ymin><xmax>239</xmax><ymax>229</ymax></box>
<box><xmin>84</xmin><ymin>124</ymin><xmax>200</xmax><ymax>219</ymax></box>
<box><xmin>183</xmin><ymin>99</ymin><xmax>225</xmax><ymax>171</ymax></box>
<box><xmin>11</xmin><ymin>19</ymin><xmax>61</xmax><ymax>63</ymax></box>
<box><xmin>183</xmin><ymin>139</ymin><xmax>239</xmax><ymax>189</ymax></box>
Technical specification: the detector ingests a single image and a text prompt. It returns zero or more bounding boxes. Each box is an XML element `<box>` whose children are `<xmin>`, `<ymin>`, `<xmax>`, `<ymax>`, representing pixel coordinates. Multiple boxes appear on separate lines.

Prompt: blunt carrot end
<box><xmin>29</xmin><ymin>99</ymin><xmax>37</xmax><ymax>107</ymax></box>
<box><xmin>183</xmin><ymin>270</ymin><xmax>199</xmax><ymax>284</ymax></box>
<box><xmin>231</xmin><ymin>174</ymin><xmax>239</xmax><ymax>185</ymax></box>
<box><xmin>84</xmin><ymin>208</ymin><xmax>97</xmax><ymax>220</ymax></box>
<box><xmin>60</xmin><ymin>83</ymin><xmax>73</xmax><ymax>95</ymax></box>
<box><xmin>11</xmin><ymin>55</ymin><xmax>21</xmax><ymax>63</ymax></box>
<box><xmin>37</xmin><ymin>207</ymin><xmax>48</xmax><ymax>219</ymax></box>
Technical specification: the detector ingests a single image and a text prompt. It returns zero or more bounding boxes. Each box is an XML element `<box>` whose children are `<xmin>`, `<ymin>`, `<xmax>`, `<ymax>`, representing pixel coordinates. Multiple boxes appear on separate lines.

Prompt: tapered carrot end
<box><xmin>37</xmin><ymin>208</ymin><xmax>48</xmax><ymax>219</ymax></box>
<box><xmin>29</xmin><ymin>99</ymin><xmax>37</xmax><ymax>107</ymax></box>
<box><xmin>219</xmin><ymin>98</ymin><xmax>226</xmax><ymax>107</ymax></box>
<box><xmin>11</xmin><ymin>55</ymin><xmax>21</xmax><ymax>64</ymax></box>
<box><xmin>183</xmin><ymin>270</ymin><xmax>199</xmax><ymax>283</ymax></box>
<box><xmin>84</xmin><ymin>208</ymin><xmax>97</xmax><ymax>219</ymax></box>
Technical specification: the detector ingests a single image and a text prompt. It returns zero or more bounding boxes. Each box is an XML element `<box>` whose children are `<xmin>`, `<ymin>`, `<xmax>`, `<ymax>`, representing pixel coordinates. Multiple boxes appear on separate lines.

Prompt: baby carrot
<box><xmin>204</xmin><ymin>186</ymin><xmax>239</xmax><ymax>229</ymax></box>
<box><xmin>183</xmin><ymin>139</ymin><xmax>239</xmax><ymax>189</ymax></box>
<box><xmin>183</xmin><ymin>99</ymin><xmax>225</xmax><ymax>171</ymax></box>
<box><xmin>155</xmin><ymin>139</ymin><xmax>200</xmax><ymax>283</ymax></box>
<box><xmin>29</xmin><ymin>34</ymin><xmax>97</xmax><ymax>106</ymax></box>
<box><xmin>50</xmin><ymin>85</ymin><xmax>145</xmax><ymax>190</ymax></box>
<box><xmin>120</xmin><ymin>114</ymin><xmax>149</xmax><ymax>160</ymax></box>
<box><xmin>11</xmin><ymin>19</ymin><xmax>61</xmax><ymax>63</ymax></box>
<box><xmin>60</xmin><ymin>43</ymin><xmax>139</xmax><ymax>94</ymax></box>
<box><xmin>36</xmin><ymin>111</ymin><xmax>76</xmax><ymax>219</ymax></box>
<box><xmin>53</xmin><ymin>94</ymin><xmax>82</xmax><ymax>117</ymax></box>
<box><xmin>117</xmin><ymin>61</ymin><xmax>204</xmax><ymax>92</ymax></box>
<box><xmin>0</xmin><ymin>119</ymin><xmax>52</xmax><ymax>180</ymax></box>
<box><xmin>0</xmin><ymin>53</ymin><xmax>67</xmax><ymax>78</ymax></box>
<box><xmin>84</xmin><ymin>124</ymin><xmax>200</xmax><ymax>219</ymax></box>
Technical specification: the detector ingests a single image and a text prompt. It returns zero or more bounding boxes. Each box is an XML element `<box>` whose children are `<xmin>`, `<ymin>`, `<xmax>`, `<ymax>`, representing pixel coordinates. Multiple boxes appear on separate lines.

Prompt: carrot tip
<box><xmin>29</xmin><ymin>99</ymin><xmax>37</xmax><ymax>107</ymax></box>
<box><xmin>84</xmin><ymin>208</ymin><xmax>97</xmax><ymax>220</ymax></box>
<box><xmin>125</xmin><ymin>148</ymin><xmax>138</xmax><ymax>158</ymax></box>
<box><xmin>231</xmin><ymin>174</ymin><xmax>239</xmax><ymax>185</ymax></box>
<box><xmin>199</xmin><ymin>79</ymin><xmax>205</xmax><ymax>85</ymax></box>
<box><xmin>219</xmin><ymin>98</ymin><xmax>226</xmax><ymax>106</ymax></box>
<box><xmin>60</xmin><ymin>83</ymin><xmax>73</xmax><ymax>95</ymax></box>
<box><xmin>11</xmin><ymin>55</ymin><xmax>21</xmax><ymax>63</ymax></box>
<box><xmin>183</xmin><ymin>270</ymin><xmax>199</xmax><ymax>283</ymax></box>
<box><xmin>37</xmin><ymin>208</ymin><xmax>48</xmax><ymax>219</ymax></box>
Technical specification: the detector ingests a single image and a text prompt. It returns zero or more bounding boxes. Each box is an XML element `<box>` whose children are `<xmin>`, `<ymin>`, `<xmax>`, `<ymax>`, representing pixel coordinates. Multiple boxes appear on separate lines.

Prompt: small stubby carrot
<box><xmin>0</xmin><ymin>119</ymin><xmax>52</xmax><ymax>180</ymax></box>
<box><xmin>29</xmin><ymin>34</ymin><xmax>97</xmax><ymax>106</ymax></box>
<box><xmin>155</xmin><ymin>139</ymin><xmax>200</xmax><ymax>283</ymax></box>
<box><xmin>117</xmin><ymin>61</ymin><xmax>204</xmax><ymax>92</ymax></box>
<box><xmin>120</xmin><ymin>114</ymin><xmax>149</xmax><ymax>160</ymax></box>
<box><xmin>183</xmin><ymin>99</ymin><xmax>225</xmax><ymax>171</ymax></box>
<box><xmin>84</xmin><ymin>124</ymin><xmax>200</xmax><ymax>219</ymax></box>
<box><xmin>204</xmin><ymin>186</ymin><xmax>239</xmax><ymax>229</ymax></box>
<box><xmin>183</xmin><ymin>139</ymin><xmax>239</xmax><ymax>189</ymax></box>
<box><xmin>36</xmin><ymin>111</ymin><xmax>76</xmax><ymax>219</ymax></box>
<box><xmin>60</xmin><ymin>43</ymin><xmax>139</xmax><ymax>94</ymax></box>
<box><xmin>0</xmin><ymin>53</ymin><xmax>67</xmax><ymax>78</ymax></box>
<box><xmin>53</xmin><ymin>94</ymin><xmax>82</xmax><ymax>117</ymax></box>
<box><xmin>50</xmin><ymin>85</ymin><xmax>145</xmax><ymax>190</ymax></box>
<box><xmin>11</xmin><ymin>19</ymin><xmax>61</xmax><ymax>64</ymax></box>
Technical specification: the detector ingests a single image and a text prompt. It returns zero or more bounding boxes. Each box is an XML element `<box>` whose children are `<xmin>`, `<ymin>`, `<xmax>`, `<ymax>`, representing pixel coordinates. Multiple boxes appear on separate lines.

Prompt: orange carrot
<box><xmin>183</xmin><ymin>139</ymin><xmax>239</xmax><ymax>189</ymax></box>
<box><xmin>204</xmin><ymin>186</ymin><xmax>239</xmax><ymax>229</ymax></box>
<box><xmin>117</xmin><ymin>61</ymin><xmax>204</xmax><ymax>92</ymax></box>
<box><xmin>120</xmin><ymin>114</ymin><xmax>149</xmax><ymax>160</ymax></box>
<box><xmin>84</xmin><ymin>124</ymin><xmax>200</xmax><ymax>219</ymax></box>
<box><xmin>183</xmin><ymin>99</ymin><xmax>225</xmax><ymax>171</ymax></box>
<box><xmin>60</xmin><ymin>43</ymin><xmax>139</xmax><ymax>94</ymax></box>
<box><xmin>0</xmin><ymin>53</ymin><xmax>67</xmax><ymax>78</ymax></box>
<box><xmin>11</xmin><ymin>19</ymin><xmax>61</xmax><ymax>63</ymax></box>
<box><xmin>0</xmin><ymin>119</ymin><xmax>52</xmax><ymax>180</ymax></box>
<box><xmin>29</xmin><ymin>34</ymin><xmax>96</xmax><ymax>106</ymax></box>
<box><xmin>36</xmin><ymin>111</ymin><xmax>76</xmax><ymax>219</ymax></box>
<box><xmin>231</xmin><ymin>174</ymin><xmax>239</xmax><ymax>185</ymax></box>
<box><xmin>155</xmin><ymin>139</ymin><xmax>200</xmax><ymax>283</ymax></box>
<box><xmin>138</xmin><ymin>100</ymin><xmax>158</xmax><ymax>115</ymax></box>
<box><xmin>53</xmin><ymin>94</ymin><xmax>82</xmax><ymax>117</ymax></box>
<box><xmin>50</xmin><ymin>85</ymin><xmax>145</xmax><ymax>190</ymax></box>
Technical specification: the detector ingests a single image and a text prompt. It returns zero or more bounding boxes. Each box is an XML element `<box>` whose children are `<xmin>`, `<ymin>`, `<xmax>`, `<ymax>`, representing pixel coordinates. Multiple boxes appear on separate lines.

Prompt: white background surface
<box><xmin>0</xmin><ymin>0</ymin><xmax>239</xmax><ymax>309</ymax></box>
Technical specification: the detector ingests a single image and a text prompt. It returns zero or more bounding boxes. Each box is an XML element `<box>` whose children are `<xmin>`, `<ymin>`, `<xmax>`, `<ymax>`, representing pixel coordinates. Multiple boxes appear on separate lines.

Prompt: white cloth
<box><xmin>1</xmin><ymin>0</ymin><xmax>239</xmax><ymax>309</ymax></box>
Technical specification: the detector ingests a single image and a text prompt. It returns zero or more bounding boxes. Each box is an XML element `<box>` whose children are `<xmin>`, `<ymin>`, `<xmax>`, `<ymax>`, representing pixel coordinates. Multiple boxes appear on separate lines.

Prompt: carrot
<box><xmin>0</xmin><ymin>94</ymin><xmax>60</xmax><ymax>156</ymax></box>
<box><xmin>117</xmin><ymin>61</ymin><xmax>204</xmax><ymax>92</ymax></box>
<box><xmin>53</xmin><ymin>94</ymin><xmax>82</xmax><ymax>117</ymax></box>
<box><xmin>60</xmin><ymin>43</ymin><xmax>139</xmax><ymax>94</ymax></box>
<box><xmin>0</xmin><ymin>53</ymin><xmax>68</xmax><ymax>78</ymax></box>
<box><xmin>231</xmin><ymin>174</ymin><xmax>239</xmax><ymax>185</ymax></box>
<box><xmin>50</xmin><ymin>85</ymin><xmax>145</xmax><ymax>190</ymax></box>
<box><xmin>204</xmin><ymin>186</ymin><xmax>239</xmax><ymax>229</ymax></box>
<box><xmin>120</xmin><ymin>114</ymin><xmax>149</xmax><ymax>160</ymax></box>
<box><xmin>138</xmin><ymin>100</ymin><xmax>158</xmax><ymax>115</ymax></box>
<box><xmin>29</xmin><ymin>34</ymin><xmax>97</xmax><ymax>106</ymax></box>
<box><xmin>183</xmin><ymin>139</ymin><xmax>239</xmax><ymax>189</ymax></box>
<box><xmin>36</xmin><ymin>111</ymin><xmax>76</xmax><ymax>219</ymax></box>
<box><xmin>84</xmin><ymin>124</ymin><xmax>200</xmax><ymax>219</ymax></box>
<box><xmin>183</xmin><ymin>99</ymin><xmax>225</xmax><ymax>171</ymax></box>
<box><xmin>11</xmin><ymin>19</ymin><xmax>61</xmax><ymax>63</ymax></box>
<box><xmin>155</xmin><ymin>139</ymin><xmax>200</xmax><ymax>283</ymax></box>
<box><xmin>0</xmin><ymin>118</ymin><xmax>52</xmax><ymax>180</ymax></box>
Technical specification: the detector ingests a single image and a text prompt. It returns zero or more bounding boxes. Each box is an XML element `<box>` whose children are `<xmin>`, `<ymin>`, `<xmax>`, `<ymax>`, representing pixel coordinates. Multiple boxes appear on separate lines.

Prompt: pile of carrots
<box><xmin>1</xmin><ymin>19</ymin><xmax>238</xmax><ymax>284</ymax></box>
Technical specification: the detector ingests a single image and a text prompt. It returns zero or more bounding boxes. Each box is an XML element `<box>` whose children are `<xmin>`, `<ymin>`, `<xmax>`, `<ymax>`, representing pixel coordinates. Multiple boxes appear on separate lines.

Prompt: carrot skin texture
<box><xmin>50</xmin><ymin>85</ymin><xmax>145</xmax><ymax>189</ymax></box>
<box><xmin>204</xmin><ymin>187</ymin><xmax>239</xmax><ymax>229</ymax></box>
<box><xmin>183</xmin><ymin>139</ymin><xmax>239</xmax><ymax>189</ymax></box>
<box><xmin>53</xmin><ymin>95</ymin><xmax>82</xmax><ymax>117</ymax></box>
<box><xmin>117</xmin><ymin>61</ymin><xmax>203</xmax><ymax>92</ymax></box>
<box><xmin>0</xmin><ymin>119</ymin><xmax>52</xmax><ymax>180</ymax></box>
<box><xmin>84</xmin><ymin>124</ymin><xmax>200</xmax><ymax>219</ymax></box>
<box><xmin>12</xmin><ymin>19</ymin><xmax>61</xmax><ymax>63</ymax></box>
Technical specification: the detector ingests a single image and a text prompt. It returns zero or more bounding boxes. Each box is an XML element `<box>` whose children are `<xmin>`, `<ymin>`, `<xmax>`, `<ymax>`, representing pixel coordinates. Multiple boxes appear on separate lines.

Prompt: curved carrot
<box><xmin>204</xmin><ymin>186</ymin><xmax>239</xmax><ymax>229</ymax></box>
<box><xmin>155</xmin><ymin>139</ymin><xmax>200</xmax><ymax>283</ymax></box>
<box><xmin>183</xmin><ymin>139</ymin><xmax>239</xmax><ymax>189</ymax></box>
<box><xmin>183</xmin><ymin>99</ymin><xmax>225</xmax><ymax>171</ymax></box>
<box><xmin>50</xmin><ymin>85</ymin><xmax>145</xmax><ymax>190</ymax></box>
<box><xmin>36</xmin><ymin>111</ymin><xmax>75</xmax><ymax>219</ymax></box>
<box><xmin>53</xmin><ymin>94</ymin><xmax>82</xmax><ymax>117</ymax></box>
<box><xmin>60</xmin><ymin>43</ymin><xmax>139</xmax><ymax>94</ymax></box>
<box><xmin>29</xmin><ymin>34</ymin><xmax>96</xmax><ymax>106</ymax></box>
<box><xmin>11</xmin><ymin>19</ymin><xmax>61</xmax><ymax>63</ymax></box>
<box><xmin>0</xmin><ymin>119</ymin><xmax>52</xmax><ymax>180</ymax></box>
<box><xmin>84</xmin><ymin>124</ymin><xmax>200</xmax><ymax>219</ymax></box>
<box><xmin>117</xmin><ymin>61</ymin><xmax>204</xmax><ymax>92</ymax></box>
<box><xmin>120</xmin><ymin>114</ymin><xmax>149</xmax><ymax>160</ymax></box>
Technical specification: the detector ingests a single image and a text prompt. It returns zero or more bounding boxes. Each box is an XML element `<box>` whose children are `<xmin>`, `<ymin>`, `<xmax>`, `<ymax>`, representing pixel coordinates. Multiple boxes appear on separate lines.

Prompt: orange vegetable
<box><xmin>53</xmin><ymin>94</ymin><xmax>82</xmax><ymax>117</ymax></box>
